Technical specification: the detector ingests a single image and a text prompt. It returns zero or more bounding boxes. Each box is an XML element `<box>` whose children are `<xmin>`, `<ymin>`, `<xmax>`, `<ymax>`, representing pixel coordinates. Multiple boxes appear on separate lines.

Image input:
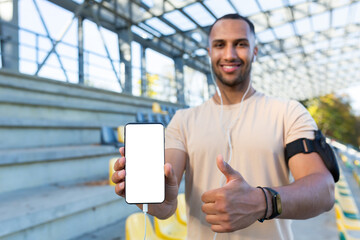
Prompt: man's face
<box><xmin>208</xmin><ymin>19</ymin><xmax>257</xmax><ymax>88</ymax></box>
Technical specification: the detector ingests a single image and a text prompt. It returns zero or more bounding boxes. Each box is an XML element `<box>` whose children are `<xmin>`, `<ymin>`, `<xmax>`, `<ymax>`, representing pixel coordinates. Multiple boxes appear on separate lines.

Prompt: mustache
<box><xmin>219</xmin><ymin>59</ymin><xmax>245</xmax><ymax>65</ymax></box>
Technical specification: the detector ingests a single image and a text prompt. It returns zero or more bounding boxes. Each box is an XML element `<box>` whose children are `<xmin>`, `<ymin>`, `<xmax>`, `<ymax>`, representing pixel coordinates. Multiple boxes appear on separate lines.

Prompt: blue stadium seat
<box><xmin>100</xmin><ymin>126</ymin><xmax>123</xmax><ymax>148</ymax></box>
<box><xmin>136</xmin><ymin>112</ymin><xmax>146</xmax><ymax>123</ymax></box>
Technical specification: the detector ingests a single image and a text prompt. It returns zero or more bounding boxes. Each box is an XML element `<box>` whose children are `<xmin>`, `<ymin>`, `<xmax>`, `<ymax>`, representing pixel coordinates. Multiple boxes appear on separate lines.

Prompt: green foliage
<box><xmin>305</xmin><ymin>94</ymin><xmax>359</xmax><ymax>148</ymax></box>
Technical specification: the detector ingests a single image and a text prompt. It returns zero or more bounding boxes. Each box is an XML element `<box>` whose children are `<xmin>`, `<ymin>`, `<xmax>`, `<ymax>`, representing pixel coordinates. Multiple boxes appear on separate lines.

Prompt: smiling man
<box><xmin>113</xmin><ymin>14</ymin><xmax>335</xmax><ymax>240</ymax></box>
<box><xmin>208</xmin><ymin>15</ymin><xmax>256</xmax><ymax>93</ymax></box>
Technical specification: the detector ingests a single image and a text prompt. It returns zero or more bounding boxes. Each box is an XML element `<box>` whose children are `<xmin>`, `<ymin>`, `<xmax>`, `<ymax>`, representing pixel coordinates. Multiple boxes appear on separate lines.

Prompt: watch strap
<box><xmin>264</xmin><ymin>187</ymin><xmax>280</xmax><ymax>219</ymax></box>
<box><xmin>256</xmin><ymin>186</ymin><xmax>268</xmax><ymax>223</ymax></box>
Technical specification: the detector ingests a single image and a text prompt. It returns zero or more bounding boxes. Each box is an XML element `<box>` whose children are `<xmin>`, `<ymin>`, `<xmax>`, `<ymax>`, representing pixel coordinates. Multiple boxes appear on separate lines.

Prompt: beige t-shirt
<box><xmin>165</xmin><ymin>92</ymin><xmax>317</xmax><ymax>240</ymax></box>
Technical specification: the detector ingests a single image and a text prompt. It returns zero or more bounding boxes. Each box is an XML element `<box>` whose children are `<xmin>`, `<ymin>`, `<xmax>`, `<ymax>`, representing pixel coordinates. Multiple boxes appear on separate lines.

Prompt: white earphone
<box><xmin>208</xmin><ymin>57</ymin><xmax>222</xmax><ymax>99</ymax></box>
<box><xmin>208</xmin><ymin>56</ymin><xmax>253</xmax><ymax>240</ymax></box>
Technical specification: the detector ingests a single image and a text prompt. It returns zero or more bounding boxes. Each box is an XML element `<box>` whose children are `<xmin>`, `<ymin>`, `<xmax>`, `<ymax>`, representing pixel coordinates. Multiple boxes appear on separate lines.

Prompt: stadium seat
<box><xmin>154</xmin><ymin>214</ymin><xmax>187</xmax><ymax>240</ymax></box>
<box><xmin>176</xmin><ymin>194</ymin><xmax>187</xmax><ymax>225</ymax></box>
<box><xmin>168</xmin><ymin>107</ymin><xmax>177</xmax><ymax>117</ymax></box>
<box><xmin>353</xmin><ymin>170</ymin><xmax>360</xmax><ymax>186</ymax></box>
<box><xmin>126</xmin><ymin>213</ymin><xmax>163</xmax><ymax>240</ymax></box>
<box><xmin>336</xmin><ymin>215</ymin><xmax>360</xmax><ymax>240</ymax></box>
<box><xmin>100</xmin><ymin>126</ymin><xmax>123</xmax><ymax>148</ymax></box>
<box><xmin>155</xmin><ymin>114</ymin><xmax>166</xmax><ymax>126</ymax></box>
<box><xmin>152</xmin><ymin>102</ymin><xmax>167</xmax><ymax>114</ymax></box>
<box><xmin>335</xmin><ymin>174</ymin><xmax>360</xmax><ymax>233</ymax></box>
<box><xmin>117</xmin><ymin>126</ymin><xmax>125</xmax><ymax>143</ymax></box>
<box><xmin>161</xmin><ymin>105</ymin><xmax>169</xmax><ymax>113</ymax></box>
<box><xmin>136</xmin><ymin>112</ymin><xmax>146</xmax><ymax>122</ymax></box>
<box><xmin>335</xmin><ymin>204</ymin><xmax>360</xmax><ymax>231</ymax></box>
<box><xmin>164</xmin><ymin>114</ymin><xmax>171</xmax><ymax>126</ymax></box>
<box><xmin>335</xmin><ymin>182</ymin><xmax>359</xmax><ymax>216</ymax></box>
<box><xmin>147</xmin><ymin>113</ymin><xmax>156</xmax><ymax>123</ymax></box>
<box><xmin>109</xmin><ymin>157</ymin><xmax>117</xmax><ymax>186</ymax></box>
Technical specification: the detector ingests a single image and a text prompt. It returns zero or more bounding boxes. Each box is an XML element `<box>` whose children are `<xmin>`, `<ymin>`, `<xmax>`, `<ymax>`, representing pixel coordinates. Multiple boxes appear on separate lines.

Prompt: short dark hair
<box><xmin>208</xmin><ymin>13</ymin><xmax>255</xmax><ymax>36</ymax></box>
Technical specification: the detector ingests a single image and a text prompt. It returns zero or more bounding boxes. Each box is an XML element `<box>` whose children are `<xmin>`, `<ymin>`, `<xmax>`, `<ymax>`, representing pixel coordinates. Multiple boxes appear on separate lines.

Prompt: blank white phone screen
<box><xmin>125</xmin><ymin>123</ymin><xmax>165</xmax><ymax>204</ymax></box>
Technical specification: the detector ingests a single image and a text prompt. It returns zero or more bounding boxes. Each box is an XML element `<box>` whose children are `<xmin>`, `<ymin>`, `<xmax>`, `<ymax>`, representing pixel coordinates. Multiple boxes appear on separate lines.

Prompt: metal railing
<box><xmin>0</xmin><ymin>19</ymin><xmax>178</xmax><ymax>103</ymax></box>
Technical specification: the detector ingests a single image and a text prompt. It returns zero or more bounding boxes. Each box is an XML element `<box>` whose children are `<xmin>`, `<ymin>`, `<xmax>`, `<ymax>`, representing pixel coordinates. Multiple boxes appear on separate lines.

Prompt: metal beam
<box><xmin>48</xmin><ymin>0</ymin><xmax>209</xmax><ymax>76</ymax></box>
<box><xmin>0</xmin><ymin>0</ymin><xmax>19</xmax><ymax>71</ymax></box>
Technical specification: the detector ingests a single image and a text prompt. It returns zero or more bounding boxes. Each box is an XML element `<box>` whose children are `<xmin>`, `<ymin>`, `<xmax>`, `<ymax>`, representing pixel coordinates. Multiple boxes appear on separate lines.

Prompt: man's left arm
<box><xmin>274</xmin><ymin>151</ymin><xmax>335</xmax><ymax>219</ymax></box>
<box><xmin>201</xmin><ymin>152</ymin><xmax>335</xmax><ymax>232</ymax></box>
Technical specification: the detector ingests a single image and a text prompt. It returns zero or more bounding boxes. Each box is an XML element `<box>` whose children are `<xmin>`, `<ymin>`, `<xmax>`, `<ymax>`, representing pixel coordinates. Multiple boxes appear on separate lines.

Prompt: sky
<box><xmin>10</xmin><ymin>0</ymin><xmax>360</xmax><ymax>112</ymax></box>
<box><xmin>340</xmin><ymin>84</ymin><xmax>360</xmax><ymax>115</ymax></box>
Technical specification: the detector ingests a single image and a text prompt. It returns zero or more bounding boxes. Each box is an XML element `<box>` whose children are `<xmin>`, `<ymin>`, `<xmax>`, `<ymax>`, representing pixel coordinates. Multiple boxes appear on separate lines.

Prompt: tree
<box><xmin>305</xmin><ymin>94</ymin><xmax>359</xmax><ymax>148</ymax></box>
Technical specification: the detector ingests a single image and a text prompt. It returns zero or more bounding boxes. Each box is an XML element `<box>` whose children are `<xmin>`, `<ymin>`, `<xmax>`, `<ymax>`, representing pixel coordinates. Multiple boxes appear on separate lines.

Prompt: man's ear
<box><xmin>207</xmin><ymin>48</ymin><xmax>212</xmax><ymax>63</ymax></box>
<box><xmin>253</xmin><ymin>46</ymin><xmax>258</xmax><ymax>62</ymax></box>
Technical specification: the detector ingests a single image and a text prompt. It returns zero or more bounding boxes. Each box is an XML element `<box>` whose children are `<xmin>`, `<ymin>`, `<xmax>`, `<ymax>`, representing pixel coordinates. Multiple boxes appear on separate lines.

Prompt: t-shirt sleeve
<box><xmin>284</xmin><ymin>100</ymin><xmax>318</xmax><ymax>144</ymax></box>
<box><xmin>165</xmin><ymin>111</ymin><xmax>187</xmax><ymax>152</ymax></box>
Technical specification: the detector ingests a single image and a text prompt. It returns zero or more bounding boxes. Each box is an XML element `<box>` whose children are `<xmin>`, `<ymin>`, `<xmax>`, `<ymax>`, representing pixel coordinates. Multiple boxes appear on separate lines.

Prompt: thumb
<box><xmin>164</xmin><ymin>163</ymin><xmax>178</xmax><ymax>186</ymax></box>
<box><xmin>216</xmin><ymin>154</ymin><xmax>241</xmax><ymax>183</ymax></box>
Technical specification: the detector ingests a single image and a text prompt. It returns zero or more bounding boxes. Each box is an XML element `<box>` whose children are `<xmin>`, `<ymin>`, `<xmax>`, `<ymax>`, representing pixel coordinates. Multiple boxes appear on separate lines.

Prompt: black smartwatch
<box><xmin>264</xmin><ymin>187</ymin><xmax>282</xmax><ymax>219</ymax></box>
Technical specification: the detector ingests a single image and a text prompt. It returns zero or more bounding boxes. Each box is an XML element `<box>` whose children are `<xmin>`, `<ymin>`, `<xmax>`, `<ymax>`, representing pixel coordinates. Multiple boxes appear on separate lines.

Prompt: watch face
<box><xmin>276</xmin><ymin>194</ymin><xmax>282</xmax><ymax>215</ymax></box>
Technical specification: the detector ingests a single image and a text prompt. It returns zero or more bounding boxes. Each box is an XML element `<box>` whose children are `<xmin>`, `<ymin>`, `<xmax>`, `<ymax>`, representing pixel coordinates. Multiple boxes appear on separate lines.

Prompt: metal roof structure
<box><xmin>2</xmin><ymin>0</ymin><xmax>360</xmax><ymax>101</ymax></box>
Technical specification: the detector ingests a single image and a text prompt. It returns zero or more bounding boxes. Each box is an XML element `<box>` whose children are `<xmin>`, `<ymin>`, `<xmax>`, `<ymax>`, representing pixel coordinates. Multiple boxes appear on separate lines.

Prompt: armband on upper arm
<box><xmin>285</xmin><ymin>130</ymin><xmax>340</xmax><ymax>182</ymax></box>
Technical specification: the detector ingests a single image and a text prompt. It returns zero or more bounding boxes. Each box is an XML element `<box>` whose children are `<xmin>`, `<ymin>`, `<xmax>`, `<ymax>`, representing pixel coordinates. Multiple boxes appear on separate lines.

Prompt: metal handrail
<box><xmin>0</xmin><ymin>19</ymin><xmax>178</xmax><ymax>102</ymax></box>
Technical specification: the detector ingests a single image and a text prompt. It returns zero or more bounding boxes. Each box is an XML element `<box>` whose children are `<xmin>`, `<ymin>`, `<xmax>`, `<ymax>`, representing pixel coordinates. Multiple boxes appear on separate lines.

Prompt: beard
<box><xmin>213</xmin><ymin>60</ymin><xmax>252</xmax><ymax>87</ymax></box>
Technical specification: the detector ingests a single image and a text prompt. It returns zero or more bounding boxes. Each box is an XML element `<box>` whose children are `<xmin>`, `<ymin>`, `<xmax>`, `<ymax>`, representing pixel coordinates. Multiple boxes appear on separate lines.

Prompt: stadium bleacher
<box><xmin>0</xmin><ymin>69</ymin><xmax>183</xmax><ymax>239</ymax></box>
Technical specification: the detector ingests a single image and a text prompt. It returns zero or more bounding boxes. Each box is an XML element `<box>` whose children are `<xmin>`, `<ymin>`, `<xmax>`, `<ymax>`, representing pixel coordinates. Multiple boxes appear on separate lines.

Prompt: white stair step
<box><xmin>0</xmin><ymin>183</ymin><xmax>137</xmax><ymax>240</ymax></box>
<box><xmin>0</xmin><ymin>145</ymin><xmax>119</xmax><ymax>193</ymax></box>
<box><xmin>0</xmin><ymin>144</ymin><xmax>118</xmax><ymax>165</ymax></box>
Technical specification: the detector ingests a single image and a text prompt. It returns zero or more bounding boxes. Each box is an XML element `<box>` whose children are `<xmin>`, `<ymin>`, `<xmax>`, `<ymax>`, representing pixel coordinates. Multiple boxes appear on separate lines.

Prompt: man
<box><xmin>112</xmin><ymin>14</ymin><xmax>335</xmax><ymax>239</ymax></box>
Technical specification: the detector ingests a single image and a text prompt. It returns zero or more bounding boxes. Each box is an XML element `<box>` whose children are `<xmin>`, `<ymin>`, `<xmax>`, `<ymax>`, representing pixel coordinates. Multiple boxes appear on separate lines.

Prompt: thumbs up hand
<box><xmin>201</xmin><ymin>155</ymin><xmax>266</xmax><ymax>232</ymax></box>
<box><xmin>216</xmin><ymin>154</ymin><xmax>242</xmax><ymax>184</ymax></box>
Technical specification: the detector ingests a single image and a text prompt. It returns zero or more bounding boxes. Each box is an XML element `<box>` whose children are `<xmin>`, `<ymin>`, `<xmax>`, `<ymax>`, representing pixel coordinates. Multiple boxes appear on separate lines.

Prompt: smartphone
<box><xmin>125</xmin><ymin>123</ymin><xmax>165</xmax><ymax>204</ymax></box>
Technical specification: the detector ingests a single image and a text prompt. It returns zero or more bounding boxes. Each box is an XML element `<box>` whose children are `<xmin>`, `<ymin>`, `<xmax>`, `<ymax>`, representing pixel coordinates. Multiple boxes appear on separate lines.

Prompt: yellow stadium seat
<box><xmin>176</xmin><ymin>194</ymin><xmax>187</xmax><ymax>225</ymax></box>
<box><xmin>152</xmin><ymin>102</ymin><xmax>167</xmax><ymax>114</ymax></box>
<box><xmin>126</xmin><ymin>213</ymin><xmax>163</xmax><ymax>240</ymax></box>
<box><xmin>335</xmin><ymin>204</ymin><xmax>360</xmax><ymax>231</ymax></box>
<box><xmin>117</xmin><ymin>126</ymin><xmax>125</xmax><ymax>143</ymax></box>
<box><xmin>154</xmin><ymin>214</ymin><xmax>187</xmax><ymax>240</ymax></box>
<box><xmin>109</xmin><ymin>157</ymin><xmax>117</xmax><ymax>186</ymax></box>
<box><xmin>353</xmin><ymin>170</ymin><xmax>360</xmax><ymax>186</ymax></box>
<box><xmin>336</xmin><ymin>218</ymin><xmax>360</xmax><ymax>240</ymax></box>
<box><xmin>337</xmin><ymin>188</ymin><xmax>352</xmax><ymax>197</ymax></box>
<box><xmin>337</xmin><ymin>179</ymin><xmax>349</xmax><ymax>189</ymax></box>
<box><xmin>335</xmin><ymin>187</ymin><xmax>359</xmax><ymax>215</ymax></box>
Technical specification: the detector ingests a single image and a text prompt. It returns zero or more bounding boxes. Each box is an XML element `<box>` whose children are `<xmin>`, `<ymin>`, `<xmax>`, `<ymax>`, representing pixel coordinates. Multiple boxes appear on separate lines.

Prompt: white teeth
<box><xmin>223</xmin><ymin>66</ymin><xmax>236</xmax><ymax>69</ymax></box>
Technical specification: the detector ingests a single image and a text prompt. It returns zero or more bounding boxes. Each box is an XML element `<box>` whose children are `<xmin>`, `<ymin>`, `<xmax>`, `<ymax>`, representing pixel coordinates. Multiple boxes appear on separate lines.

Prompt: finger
<box><xmin>216</xmin><ymin>154</ymin><xmax>240</xmax><ymax>183</ymax></box>
<box><xmin>211</xmin><ymin>224</ymin><xmax>228</xmax><ymax>233</ymax></box>
<box><xmin>112</xmin><ymin>170</ymin><xmax>125</xmax><ymax>184</ymax></box>
<box><xmin>113</xmin><ymin>157</ymin><xmax>125</xmax><ymax>171</ymax></box>
<box><xmin>201</xmin><ymin>189</ymin><xmax>218</xmax><ymax>203</ymax></box>
<box><xmin>201</xmin><ymin>202</ymin><xmax>218</xmax><ymax>215</ymax></box>
<box><xmin>114</xmin><ymin>182</ymin><xmax>125</xmax><ymax>197</ymax></box>
<box><xmin>119</xmin><ymin>147</ymin><xmax>125</xmax><ymax>157</ymax></box>
<box><xmin>164</xmin><ymin>163</ymin><xmax>178</xmax><ymax>186</ymax></box>
<box><xmin>205</xmin><ymin>214</ymin><xmax>222</xmax><ymax>225</ymax></box>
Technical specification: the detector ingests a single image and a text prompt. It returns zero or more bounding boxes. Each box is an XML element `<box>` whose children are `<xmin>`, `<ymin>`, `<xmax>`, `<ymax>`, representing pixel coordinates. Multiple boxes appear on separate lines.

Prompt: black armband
<box><xmin>285</xmin><ymin>130</ymin><xmax>339</xmax><ymax>182</ymax></box>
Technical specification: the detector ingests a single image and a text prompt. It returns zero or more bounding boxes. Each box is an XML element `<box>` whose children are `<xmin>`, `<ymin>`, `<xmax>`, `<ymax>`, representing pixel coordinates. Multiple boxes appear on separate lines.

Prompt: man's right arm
<box><xmin>112</xmin><ymin>147</ymin><xmax>187</xmax><ymax>219</ymax></box>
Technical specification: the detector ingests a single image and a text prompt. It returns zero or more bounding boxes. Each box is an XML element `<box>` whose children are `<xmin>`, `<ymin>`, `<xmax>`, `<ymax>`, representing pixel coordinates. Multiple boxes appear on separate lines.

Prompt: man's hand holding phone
<box><xmin>112</xmin><ymin>147</ymin><xmax>126</xmax><ymax>198</ymax></box>
<box><xmin>112</xmin><ymin>147</ymin><xmax>179</xmax><ymax>219</ymax></box>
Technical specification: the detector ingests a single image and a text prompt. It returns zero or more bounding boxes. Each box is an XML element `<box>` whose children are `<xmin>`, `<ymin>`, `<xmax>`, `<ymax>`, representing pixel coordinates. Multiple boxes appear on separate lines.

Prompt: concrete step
<box><xmin>71</xmin><ymin>215</ymin><xmax>130</xmax><ymax>240</ymax></box>
<box><xmin>0</xmin><ymin>95</ymin><xmax>136</xmax><ymax>126</ymax></box>
<box><xmin>0</xmin><ymin>70</ymin><xmax>155</xmax><ymax>109</ymax></box>
<box><xmin>0</xmin><ymin>182</ymin><xmax>138</xmax><ymax>240</ymax></box>
<box><xmin>74</xmin><ymin>178</ymin><xmax>187</xmax><ymax>240</ymax></box>
<box><xmin>0</xmin><ymin>144</ymin><xmax>119</xmax><ymax>193</ymax></box>
<box><xmin>0</xmin><ymin>118</ymin><xmax>103</xmax><ymax>149</ymax></box>
<box><xmin>0</xmin><ymin>70</ymin><xmax>182</xmax><ymax>124</ymax></box>
<box><xmin>75</xmin><ymin>206</ymin><xmax>339</xmax><ymax>240</ymax></box>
